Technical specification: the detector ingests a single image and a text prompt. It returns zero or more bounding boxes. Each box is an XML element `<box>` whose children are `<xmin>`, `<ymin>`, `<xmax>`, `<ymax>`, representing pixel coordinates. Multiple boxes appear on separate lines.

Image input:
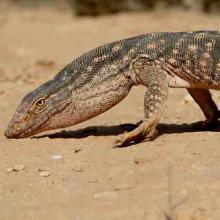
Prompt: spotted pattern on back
<box><xmin>53</xmin><ymin>31</ymin><xmax>220</xmax><ymax>91</ymax></box>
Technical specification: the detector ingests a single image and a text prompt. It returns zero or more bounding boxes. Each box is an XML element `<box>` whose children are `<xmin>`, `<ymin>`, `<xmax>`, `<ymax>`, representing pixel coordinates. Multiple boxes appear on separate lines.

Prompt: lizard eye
<box><xmin>35</xmin><ymin>98</ymin><xmax>46</xmax><ymax>108</ymax></box>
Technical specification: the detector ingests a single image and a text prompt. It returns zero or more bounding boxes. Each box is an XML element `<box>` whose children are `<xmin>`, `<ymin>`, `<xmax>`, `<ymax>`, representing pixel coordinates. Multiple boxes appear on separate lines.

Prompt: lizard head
<box><xmin>4</xmin><ymin>79</ymin><xmax>72</xmax><ymax>138</ymax></box>
<box><xmin>4</xmin><ymin>39</ymin><xmax>134</xmax><ymax>139</ymax></box>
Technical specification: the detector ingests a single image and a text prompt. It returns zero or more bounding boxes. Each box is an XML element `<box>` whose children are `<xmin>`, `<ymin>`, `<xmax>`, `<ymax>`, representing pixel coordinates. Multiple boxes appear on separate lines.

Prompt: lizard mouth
<box><xmin>4</xmin><ymin>120</ymin><xmax>47</xmax><ymax>139</ymax></box>
<box><xmin>5</xmin><ymin>129</ymin><xmax>37</xmax><ymax>139</ymax></box>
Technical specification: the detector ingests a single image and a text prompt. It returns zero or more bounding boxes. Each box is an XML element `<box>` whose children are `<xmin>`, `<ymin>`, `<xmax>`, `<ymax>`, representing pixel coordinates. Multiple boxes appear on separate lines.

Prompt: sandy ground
<box><xmin>0</xmin><ymin>6</ymin><xmax>220</xmax><ymax>220</ymax></box>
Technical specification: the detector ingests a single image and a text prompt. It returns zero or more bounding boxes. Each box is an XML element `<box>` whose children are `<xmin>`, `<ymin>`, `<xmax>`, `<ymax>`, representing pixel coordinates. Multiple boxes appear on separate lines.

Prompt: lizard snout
<box><xmin>4</xmin><ymin>120</ymin><xmax>24</xmax><ymax>139</ymax></box>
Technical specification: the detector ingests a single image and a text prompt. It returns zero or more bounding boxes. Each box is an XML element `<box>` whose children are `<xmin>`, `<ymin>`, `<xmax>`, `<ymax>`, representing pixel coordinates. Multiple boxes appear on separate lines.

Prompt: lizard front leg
<box><xmin>114</xmin><ymin>59</ymin><xmax>169</xmax><ymax>148</ymax></box>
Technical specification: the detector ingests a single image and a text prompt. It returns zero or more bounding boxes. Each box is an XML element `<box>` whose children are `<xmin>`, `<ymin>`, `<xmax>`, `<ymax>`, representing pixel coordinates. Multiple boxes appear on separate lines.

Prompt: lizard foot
<box><xmin>201</xmin><ymin>110</ymin><xmax>220</xmax><ymax>131</ymax></box>
<box><xmin>113</xmin><ymin>119</ymin><xmax>158</xmax><ymax>148</ymax></box>
<box><xmin>200</xmin><ymin>119</ymin><xmax>220</xmax><ymax>131</ymax></box>
<box><xmin>192</xmin><ymin>116</ymin><xmax>220</xmax><ymax>131</ymax></box>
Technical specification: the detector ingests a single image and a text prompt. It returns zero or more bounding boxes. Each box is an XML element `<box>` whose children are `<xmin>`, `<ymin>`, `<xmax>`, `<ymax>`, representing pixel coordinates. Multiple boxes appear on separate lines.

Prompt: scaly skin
<box><xmin>5</xmin><ymin>31</ymin><xmax>220</xmax><ymax>147</ymax></box>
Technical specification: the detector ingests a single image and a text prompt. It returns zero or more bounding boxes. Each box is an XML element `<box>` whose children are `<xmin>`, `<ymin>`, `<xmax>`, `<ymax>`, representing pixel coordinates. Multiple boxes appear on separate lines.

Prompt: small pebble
<box><xmin>13</xmin><ymin>164</ymin><xmax>25</xmax><ymax>172</ymax></box>
<box><xmin>114</xmin><ymin>184</ymin><xmax>132</xmax><ymax>191</ymax></box>
<box><xmin>51</xmin><ymin>155</ymin><xmax>63</xmax><ymax>160</ymax></box>
<box><xmin>93</xmin><ymin>191</ymin><xmax>117</xmax><ymax>199</ymax></box>
<box><xmin>39</xmin><ymin>171</ymin><xmax>50</xmax><ymax>177</ymax></box>
<box><xmin>74</xmin><ymin>148</ymin><xmax>82</xmax><ymax>153</ymax></box>
<box><xmin>6</xmin><ymin>167</ymin><xmax>13</xmax><ymax>173</ymax></box>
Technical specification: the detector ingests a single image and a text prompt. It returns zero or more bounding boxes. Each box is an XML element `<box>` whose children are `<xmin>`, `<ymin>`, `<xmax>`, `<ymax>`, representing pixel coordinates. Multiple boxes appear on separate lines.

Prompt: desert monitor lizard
<box><xmin>5</xmin><ymin>31</ymin><xmax>220</xmax><ymax>147</ymax></box>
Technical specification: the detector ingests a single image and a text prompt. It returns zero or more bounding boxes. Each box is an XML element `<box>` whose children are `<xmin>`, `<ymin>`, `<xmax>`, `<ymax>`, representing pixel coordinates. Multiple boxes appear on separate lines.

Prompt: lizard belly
<box><xmin>168</xmin><ymin>74</ymin><xmax>220</xmax><ymax>90</ymax></box>
<box><xmin>168</xmin><ymin>74</ymin><xmax>192</xmax><ymax>88</ymax></box>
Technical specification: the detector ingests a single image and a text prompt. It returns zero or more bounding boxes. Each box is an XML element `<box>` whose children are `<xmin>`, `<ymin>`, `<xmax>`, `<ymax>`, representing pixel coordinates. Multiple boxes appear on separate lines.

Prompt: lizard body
<box><xmin>5</xmin><ymin>31</ymin><xmax>220</xmax><ymax>147</ymax></box>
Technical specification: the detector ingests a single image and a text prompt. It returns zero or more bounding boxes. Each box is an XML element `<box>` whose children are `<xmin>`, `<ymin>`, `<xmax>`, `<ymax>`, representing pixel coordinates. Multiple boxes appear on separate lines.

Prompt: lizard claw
<box><xmin>112</xmin><ymin>119</ymin><xmax>159</xmax><ymax>148</ymax></box>
<box><xmin>112</xmin><ymin>135</ymin><xmax>125</xmax><ymax>148</ymax></box>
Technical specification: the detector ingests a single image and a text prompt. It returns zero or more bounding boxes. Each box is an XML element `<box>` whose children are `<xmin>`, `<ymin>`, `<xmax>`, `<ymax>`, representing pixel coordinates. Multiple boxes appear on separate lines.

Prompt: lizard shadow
<box><xmin>34</xmin><ymin>121</ymin><xmax>219</xmax><ymax>139</ymax></box>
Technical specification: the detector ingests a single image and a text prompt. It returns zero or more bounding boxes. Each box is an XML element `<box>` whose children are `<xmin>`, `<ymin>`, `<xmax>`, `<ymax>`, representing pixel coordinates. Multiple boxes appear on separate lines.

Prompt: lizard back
<box><xmin>54</xmin><ymin>31</ymin><xmax>220</xmax><ymax>90</ymax></box>
<box><xmin>137</xmin><ymin>31</ymin><xmax>220</xmax><ymax>89</ymax></box>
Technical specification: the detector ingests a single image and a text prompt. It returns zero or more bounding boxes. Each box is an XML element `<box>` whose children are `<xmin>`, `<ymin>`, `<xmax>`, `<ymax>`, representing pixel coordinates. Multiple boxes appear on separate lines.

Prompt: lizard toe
<box><xmin>112</xmin><ymin>135</ymin><xmax>128</xmax><ymax>148</ymax></box>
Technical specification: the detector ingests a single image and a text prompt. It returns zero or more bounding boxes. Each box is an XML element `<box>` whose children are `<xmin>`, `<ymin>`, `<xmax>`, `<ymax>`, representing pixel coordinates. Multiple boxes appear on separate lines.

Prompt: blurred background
<box><xmin>2</xmin><ymin>0</ymin><xmax>220</xmax><ymax>15</ymax></box>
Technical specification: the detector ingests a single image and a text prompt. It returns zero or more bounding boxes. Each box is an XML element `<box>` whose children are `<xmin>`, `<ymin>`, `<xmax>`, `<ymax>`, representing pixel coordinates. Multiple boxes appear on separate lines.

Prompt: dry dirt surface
<box><xmin>0</xmin><ymin>6</ymin><xmax>220</xmax><ymax>220</ymax></box>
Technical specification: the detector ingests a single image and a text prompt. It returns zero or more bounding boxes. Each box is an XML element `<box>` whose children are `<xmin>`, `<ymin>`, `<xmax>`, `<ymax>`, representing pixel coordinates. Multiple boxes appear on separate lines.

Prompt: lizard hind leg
<box><xmin>187</xmin><ymin>88</ymin><xmax>220</xmax><ymax>130</ymax></box>
<box><xmin>113</xmin><ymin>60</ymin><xmax>169</xmax><ymax>148</ymax></box>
